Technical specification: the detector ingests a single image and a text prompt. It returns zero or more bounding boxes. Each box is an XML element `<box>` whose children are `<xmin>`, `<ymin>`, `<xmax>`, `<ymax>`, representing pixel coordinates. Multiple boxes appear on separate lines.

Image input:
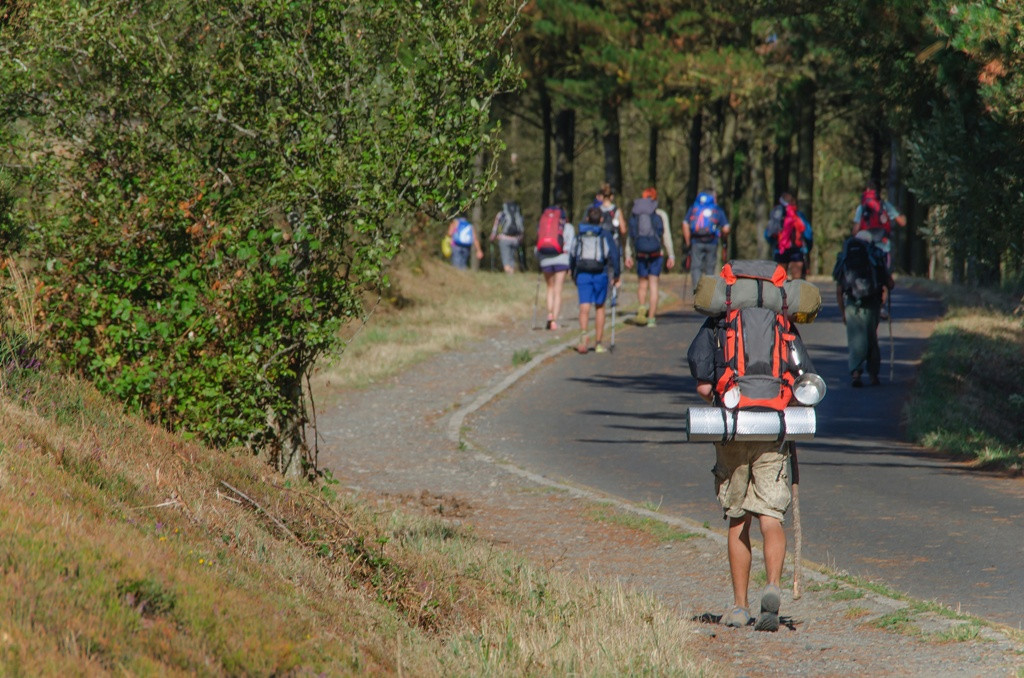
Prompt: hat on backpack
<box><xmin>697</xmin><ymin>191</ymin><xmax>714</xmax><ymax>207</ymax></box>
<box><xmin>642</xmin><ymin>187</ymin><xmax>657</xmax><ymax>199</ymax></box>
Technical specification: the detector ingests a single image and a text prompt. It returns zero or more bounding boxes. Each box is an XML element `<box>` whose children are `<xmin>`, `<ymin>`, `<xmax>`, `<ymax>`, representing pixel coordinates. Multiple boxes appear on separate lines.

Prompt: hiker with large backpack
<box><xmin>625</xmin><ymin>187</ymin><xmax>675</xmax><ymax>327</ymax></box>
<box><xmin>683</xmin><ymin>190</ymin><xmax>731</xmax><ymax>289</ymax></box>
<box><xmin>488</xmin><ymin>200</ymin><xmax>525</xmax><ymax>274</ymax></box>
<box><xmin>852</xmin><ymin>182</ymin><xmax>905</xmax><ymax>317</ymax></box>
<box><xmin>536</xmin><ymin>205</ymin><xmax>575</xmax><ymax>330</ymax></box>
<box><xmin>775</xmin><ymin>196</ymin><xmax>812</xmax><ymax>281</ymax></box>
<box><xmin>447</xmin><ymin>215</ymin><xmax>483</xmax><ymax>270</ymax></box>
<box><xmin>596</xmin><ymin>182</ymin><xmax>627</xmax><ymax>255</ymax></box>
<box><xmin>571</xmin><ymin>206</ymin><xmax>621</xmax><ymax>354</ymax></box>
<box><xmin>686</xmin><ymin>260</ymin><xmax>821</xmax><ymax>632</ymax></box>
<box><xmin>765</xmin><ymin>192</ymin><xmax>813</xmax><ymax>279</ymax></box>
<box><xmin>833</xmin><ymin>233</ymin><xmax>893</xmax><ymax>387</ymax></box>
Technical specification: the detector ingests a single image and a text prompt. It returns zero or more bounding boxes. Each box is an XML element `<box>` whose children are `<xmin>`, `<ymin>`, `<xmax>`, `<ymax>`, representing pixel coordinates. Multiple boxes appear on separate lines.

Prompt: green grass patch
<box><xmin>902</xmin><ymin>279</ymin><xmax>1024</xmax><ymax>473</ymax></box>
<box><xmin>828</xmin><ymin>589</ymin><xmax>865</xmax><ymax>602</ymax></box>
<box><xmin>870</xmin><ymin>608</ymin><xmax>919</xmax><ymax>635</ymax></box>
<box><xmin>512</xmin><ymin>348</ymin><xmax>533</xmax><ymax>366</ymax></box>
<box><xmin>587</xmin><ymin>505</ymin><xmax>701</xmax><ymax>543</ymax></box>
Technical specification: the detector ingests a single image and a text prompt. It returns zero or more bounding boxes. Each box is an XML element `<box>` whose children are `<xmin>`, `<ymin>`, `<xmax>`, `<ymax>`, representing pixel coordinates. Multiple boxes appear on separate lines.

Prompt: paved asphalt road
<box><xmin>469</xmin><ymin>276</ymin><xmax>1024</xmax><ymax>627</ymax></box>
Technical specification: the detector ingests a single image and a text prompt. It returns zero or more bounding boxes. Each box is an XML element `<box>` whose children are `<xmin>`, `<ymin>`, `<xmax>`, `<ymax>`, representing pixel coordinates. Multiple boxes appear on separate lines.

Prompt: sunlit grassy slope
<box><xmin>0</xmin><ymin>345</ymin><xmax>711</xmax><ymax>676</ymax></box>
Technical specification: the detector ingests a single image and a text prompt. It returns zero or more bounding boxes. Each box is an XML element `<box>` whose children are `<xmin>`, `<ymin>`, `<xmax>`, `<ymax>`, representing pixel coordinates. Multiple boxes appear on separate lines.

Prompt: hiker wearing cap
<box><xmin>625</xmin><ymin>187</ymin><xmax>674</xmax><ymax>327</ymax></box>
<box><xmin>683</xmin><ymin>190</ymin><xmax>730</xmax><ymax>288</ymax></box>
<box><xmin>852</xmin><ymin>181</ymin><xmax>905</xmax><ymax>318</ymax></box>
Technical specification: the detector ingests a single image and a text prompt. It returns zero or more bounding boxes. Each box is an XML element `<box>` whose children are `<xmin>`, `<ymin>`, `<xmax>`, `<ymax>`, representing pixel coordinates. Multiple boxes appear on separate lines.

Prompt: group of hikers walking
<box><xmin>446</xmin><ymin>180</ymin><xmax>904</xmax><ymax>632</ymax></box>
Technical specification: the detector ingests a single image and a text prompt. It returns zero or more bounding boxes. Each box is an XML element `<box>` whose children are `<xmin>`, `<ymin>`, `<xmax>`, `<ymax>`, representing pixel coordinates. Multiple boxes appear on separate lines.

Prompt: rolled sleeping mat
<box><xmin>693</xmin><ymin>276</ymin><xmax>822</xmax><ymax>323</ymax></box>
<box><xmin>686</xmin><ymin>406</ymin><xmax>817</xmax><ymax>442</ymax></box>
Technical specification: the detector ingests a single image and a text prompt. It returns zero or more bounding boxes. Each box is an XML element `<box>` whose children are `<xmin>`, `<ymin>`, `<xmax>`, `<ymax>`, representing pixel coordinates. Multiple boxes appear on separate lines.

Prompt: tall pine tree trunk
<box><xmin>687</xmin><ymin>111</ymin><xmax>703</xmax><ymax>205</ymax></box>
<box><xmin>554</xmin><ymin>108</ymin><xmax>576</xmax><ymax>218</ymax></box>
<box><xmin>796</xmin><ymin>79</ymin><xmax>816</xmax><ymax>273</ymax></box>
<box><xmin>648</xmin><ymin>124</ymin><xmax>659</xmax><ymax>186</ymax></box>
<box><xmin>601</xmin><ymin>98</ymin><xmax>623</xmax><ymax>193</ymax></box>
<box><xmin>751</xmin><ymin>140</ymin><xmax>771</xmax><ymax>259</ymax></box>
<box><xmin>711</xmin><ymin>98</ymin><xmax>739</xmax><ymax>255</ymax></box>
<box><xmin>539</xmin><ymin>81</ymin><xmax>552</xmax><ymax>213</ymax></box>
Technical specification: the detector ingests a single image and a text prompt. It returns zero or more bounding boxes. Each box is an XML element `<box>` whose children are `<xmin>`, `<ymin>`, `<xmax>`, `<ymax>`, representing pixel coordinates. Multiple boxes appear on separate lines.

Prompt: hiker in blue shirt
<box><xmin>447</xmin><ymin>216</ymin><xmax>483</xmax><ymax>270</ymax></box>
<box><xmin>683</xmin><ymin>190</ymin><xmax>730</xmax><ymax>288</ymax></box>
<box><xmin>571</xmin><ymin>206</ymin><xmax>620</xmax><ymax>354</ymax></box>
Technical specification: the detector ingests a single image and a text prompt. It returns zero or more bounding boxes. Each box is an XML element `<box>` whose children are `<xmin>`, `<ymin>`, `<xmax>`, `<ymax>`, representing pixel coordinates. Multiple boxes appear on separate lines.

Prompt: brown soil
<box><xmin>314</xmin><ymin>293</ymin><xmax>1023</xmax><ymax>677</ymax></box>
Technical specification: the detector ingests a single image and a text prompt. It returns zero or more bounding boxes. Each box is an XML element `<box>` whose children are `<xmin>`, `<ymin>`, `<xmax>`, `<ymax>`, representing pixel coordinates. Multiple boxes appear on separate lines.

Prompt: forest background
<box><xmin>2</xmin><ymin>0</ymin><xmax>1023</xmax><ymax>477</ymax></box>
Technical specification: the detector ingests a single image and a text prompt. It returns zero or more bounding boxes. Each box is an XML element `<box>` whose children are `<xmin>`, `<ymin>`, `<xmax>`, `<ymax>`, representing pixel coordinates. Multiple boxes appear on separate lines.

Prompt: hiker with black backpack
<box><xmin>489</xmin><ymin>201</ymin><xmax>525</xmax><ymax>274</ymax></box>
<box><xmin>833</xmin><ymin>233</ymin><xmax>893</xmax><ymax>387</ymax></box>
<box><xmin>625</xmin><ymin>187</ymin><xmax>674</xmax><ymax>327</ymax></box>
<box><xmin>683</xmin><ymin>190</ymin><xmax>730</xmax><ymax>289</ymax></box>
<box><xmin>686</xmin><ymin>260</ymin><xmax>820</xmax><ymax>632</ymax></box>
<box><xmin>596</xmin><ymin>182</ymin><xmax>627</xmax><ymax>255</ymax></box>
<box><xmin>571</xmin><ymin>206</ymin><xmax>621</xmax><ymax>354</ymax></box>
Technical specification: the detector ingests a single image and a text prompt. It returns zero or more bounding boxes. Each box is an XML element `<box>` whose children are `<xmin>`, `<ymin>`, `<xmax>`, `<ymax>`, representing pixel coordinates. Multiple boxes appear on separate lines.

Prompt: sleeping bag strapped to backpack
<box><xmin>713</xmin><ymin>261</ymin><xmax>799</xmax><ymax>411</ymax></box>
<box><xmin>629</xmin><ymin>197</ymin><xmax>664</xmax><ymax>256</ymax></box>
<box><xmin>573</xmin><ymin>225</ymin><xmax>608</xmax><ymax>274</ymax></box>
<box><xmin>536</xmin><ymin>207</ymin><xmax>565</xmax><ymax>256</ymax></box>
<box><xmin>833</xmin><ymin>235</ymin><xmax>887</xmax><ymax>303</ymax></box>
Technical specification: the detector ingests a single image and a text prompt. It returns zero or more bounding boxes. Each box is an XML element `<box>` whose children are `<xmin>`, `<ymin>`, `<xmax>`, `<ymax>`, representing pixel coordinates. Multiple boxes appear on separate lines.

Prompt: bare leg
<box><xmin>550</xmin><ymin>270</ymin><xmax>567</xmax><ymax>323</ymax></box>
<box><xmin>594</xmin><ymin>305</ymin><xmax>606</xmax><ymax>344</ymax></box>
<box><xmin>758</xmin><ymin>515</ymin><xmax>787</xmax><ymax>587</ymax></box>
<box><xmin>637</xmin><ymin>276</ymin><xmax>649</xmax><ymax>310</ymax></box>
<box><xmin>728</xmin><ymin>515</ymin><xmax>753</xmax><ymax>609</ymax></box>
<box><xmin>578</xmin><ymin>302</ymin><xmax>591</xmax><ymax>334</ymax></box>
<box><xmin>648</xmin><ymin>275</ymin><xmax>660</xmax><ymax>319</ymax></box>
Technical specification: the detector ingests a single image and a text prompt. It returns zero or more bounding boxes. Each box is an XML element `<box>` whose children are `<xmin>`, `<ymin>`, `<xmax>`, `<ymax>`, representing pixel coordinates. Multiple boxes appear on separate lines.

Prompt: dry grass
<box><xmin>312</xmin><ymin>259</ymin><xmax>542</xmax><ymax>391</ymax></box>
<box><xmin>0</xmin><ymin>355</ymin><xmax>713</xmax><ymax>675</ymax></box>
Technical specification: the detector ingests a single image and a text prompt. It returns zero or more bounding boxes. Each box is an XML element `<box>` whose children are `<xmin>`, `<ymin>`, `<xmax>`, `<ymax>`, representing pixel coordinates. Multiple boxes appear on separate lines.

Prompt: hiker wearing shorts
<box><xmin>536</xmin><ymin>207</ymin><xmax>575</xmax><ymax>330</ymax></box>
<box><xmin>625</xmin><ymin>187</ymin><xmax>674</xmax><ymax>327</ymax></box>
<box><xmin>687</xmin><ymin>320</ymin><xmax>790</xmax><ymax>632</ymax></box>
<box><xmin>572</xmin><ymin>206</ymin><xmax>620</xmax><ymax>353</ymax></box>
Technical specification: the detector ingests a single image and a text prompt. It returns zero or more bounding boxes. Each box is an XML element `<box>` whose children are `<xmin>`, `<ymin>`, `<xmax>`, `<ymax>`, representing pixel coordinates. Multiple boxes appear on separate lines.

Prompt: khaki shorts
<box><xmin>713</xmin><ymin>441</ymin><xmax>791</xmax><ymax>521</ymax></box>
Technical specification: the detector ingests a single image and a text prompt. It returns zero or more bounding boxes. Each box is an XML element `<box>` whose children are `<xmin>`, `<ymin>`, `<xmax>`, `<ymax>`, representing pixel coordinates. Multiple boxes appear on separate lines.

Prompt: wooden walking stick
<box><xmin>790</xmin><ymin>440</ymin><xmax>803</xmax><ymax>600</ymax></box>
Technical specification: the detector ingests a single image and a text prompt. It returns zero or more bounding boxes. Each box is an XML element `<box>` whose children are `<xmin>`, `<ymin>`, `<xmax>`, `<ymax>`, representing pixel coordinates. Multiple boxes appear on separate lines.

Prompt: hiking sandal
<box><xmin>722</xmin><ymin>606</ymin><xmax>751</xmax><ymax>628</ymax></box>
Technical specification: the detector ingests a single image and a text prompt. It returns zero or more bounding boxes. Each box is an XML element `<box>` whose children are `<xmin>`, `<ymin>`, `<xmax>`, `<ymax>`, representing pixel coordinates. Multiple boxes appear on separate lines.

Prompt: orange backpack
<box><xmin>713</xmin><ymin>261</ymin><xmax>798</xmax><ymax>411</ymax></box>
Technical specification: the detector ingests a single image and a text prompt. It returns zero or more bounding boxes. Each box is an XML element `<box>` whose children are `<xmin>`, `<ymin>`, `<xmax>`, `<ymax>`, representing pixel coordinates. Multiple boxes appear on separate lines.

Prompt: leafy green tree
<box><xmin>1</xmin><ymin>0</ymin><xmax>520</xmax><ymax>475</ymax></box>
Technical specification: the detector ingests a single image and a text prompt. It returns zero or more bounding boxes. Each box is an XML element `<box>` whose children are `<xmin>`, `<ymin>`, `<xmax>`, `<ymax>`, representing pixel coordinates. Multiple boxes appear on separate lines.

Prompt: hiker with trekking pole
<box><xmin>833</xmin><ymin>231</ymin><xmax>894</xmax><ymax>387</ymax></box>
<box><xmin>684</xmin><ymin>260</ymin><xmax>826</xmax><ymax>631</ymax></box>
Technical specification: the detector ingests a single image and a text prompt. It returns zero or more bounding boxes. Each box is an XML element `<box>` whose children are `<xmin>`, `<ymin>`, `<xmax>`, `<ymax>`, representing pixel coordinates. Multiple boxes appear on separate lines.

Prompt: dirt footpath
<box><xmin>314</xmin><ymin>291</ymin><xmax>1023</xmax><ymax>677</ymax></box>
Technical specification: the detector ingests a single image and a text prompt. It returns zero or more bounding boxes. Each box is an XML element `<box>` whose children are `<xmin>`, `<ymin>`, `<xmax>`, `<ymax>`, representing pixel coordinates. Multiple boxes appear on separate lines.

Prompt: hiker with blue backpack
<box><xmin>447</xmin><ymin>215</ymin><xmax>483</xmax><ymax>270</ymax></box>
<box><xmin>625</xmin><ymin>187</ymin><xmax>674</xmax><ymax>327</ymax></box>
<box><xmin>571</xmin><ymin>206</ymin><xmax>621</xmax><ymax>354</ymax></box>
<box><xmin>488</xmin><ymin>201</ymin><xmax>525</xmax><ymax>274</ymax></box>
<box><xmin>683</xmin><ymin>190</ymin><xmax>730</xmax><ymax>289</ymax></box>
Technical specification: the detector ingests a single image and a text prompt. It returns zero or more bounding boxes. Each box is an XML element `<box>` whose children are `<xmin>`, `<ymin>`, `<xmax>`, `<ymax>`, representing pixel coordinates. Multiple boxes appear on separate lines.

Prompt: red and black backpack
<box><xmin>714</xmin><ymin>261</ymin><xmax>798</xmax><ymax>411</ymax></box>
